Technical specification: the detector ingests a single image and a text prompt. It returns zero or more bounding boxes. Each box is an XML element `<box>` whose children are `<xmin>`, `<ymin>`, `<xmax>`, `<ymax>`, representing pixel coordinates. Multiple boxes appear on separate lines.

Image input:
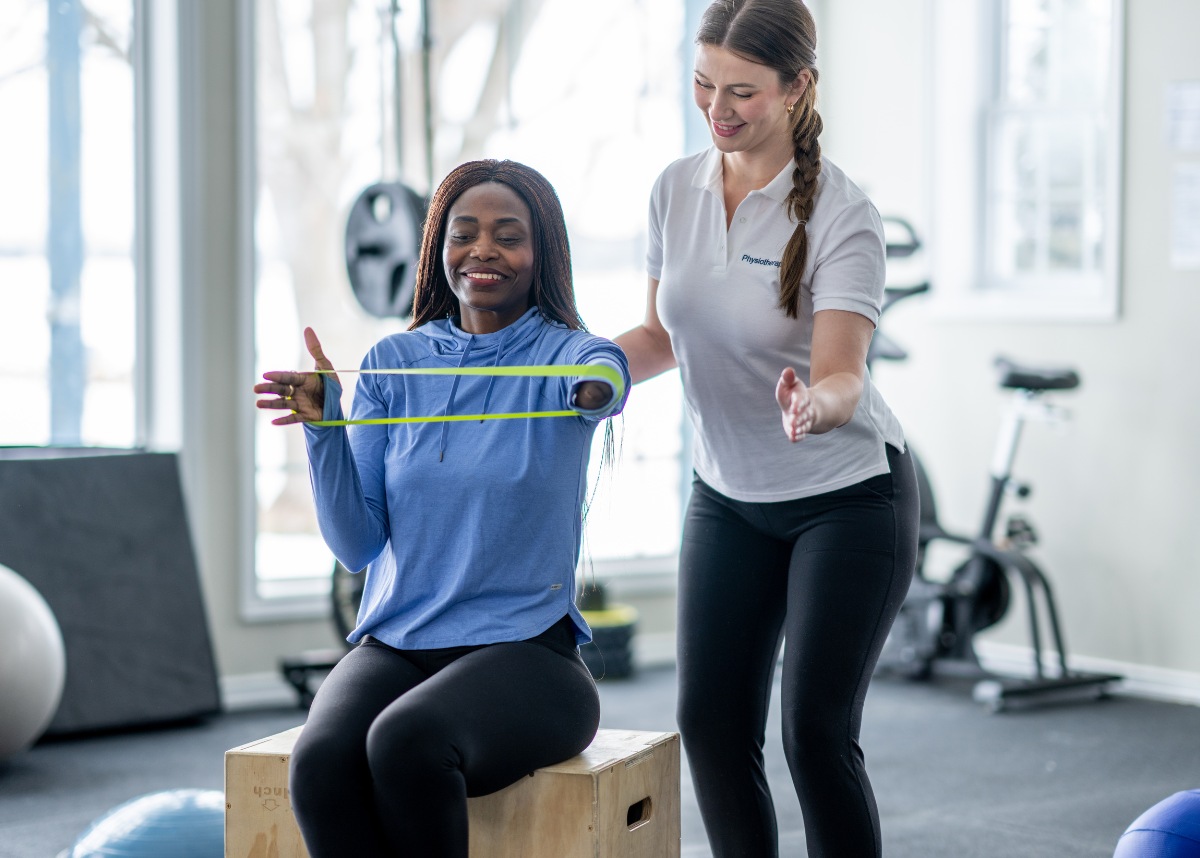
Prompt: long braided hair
<box><xmin>696</xmin><ymin>0</ymin><xmax>822</xmax><ymax>318</ymax></box>
<box><xmin>408</xmin><ymin>159</ymin><xmax>586</xmax><ymax>331</ymax></box>
<box><xmin>408</xmin><ymin>159</ymin><xmax>619</xmax><ymax>516</ymax></box>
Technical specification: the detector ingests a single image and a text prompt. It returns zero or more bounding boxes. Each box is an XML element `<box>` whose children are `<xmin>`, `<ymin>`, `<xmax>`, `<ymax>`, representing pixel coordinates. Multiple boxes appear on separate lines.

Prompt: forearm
<box><xmin>807</xmin><ymin>371</ymin><xmax>865</xmax><ymax>435</ymax></box>
<box><xmin>304</xmin><ymin>429</ymin><xmax>389</xmax><ymax>570</ymax></box>
<box><xmin>303</xmin><ymin>377</ymin><xmax>389</xmax><ymax>569</ymax></box>
<box><xmin>614</xmin><ymin>325</ymin><xmax>676</xmax><ymax>385</ymax></box>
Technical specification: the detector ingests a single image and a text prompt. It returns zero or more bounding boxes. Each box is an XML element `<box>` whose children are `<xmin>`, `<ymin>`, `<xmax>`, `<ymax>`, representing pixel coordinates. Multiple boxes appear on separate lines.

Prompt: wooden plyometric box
<box><xmin>467</xmin><ymin>727</ymin><xmax>681</xmax><ymax>858</ymax></box>
<box><xmin>225</xmin><ymin>727</ymin><xmax>306</xmax><ymax>858</ymax></box>
<box><xmin>225</xmin><ymin>726</ymin><xmax>680</xmax><ymax>858</ymax></box>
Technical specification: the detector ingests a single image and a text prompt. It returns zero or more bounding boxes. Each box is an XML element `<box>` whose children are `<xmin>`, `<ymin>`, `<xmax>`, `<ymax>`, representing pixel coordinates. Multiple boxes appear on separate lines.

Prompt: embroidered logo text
<box><xmin>741</xmin><ymin>254</ymin><xmax>781</xmax><ymax>268</ymax></box>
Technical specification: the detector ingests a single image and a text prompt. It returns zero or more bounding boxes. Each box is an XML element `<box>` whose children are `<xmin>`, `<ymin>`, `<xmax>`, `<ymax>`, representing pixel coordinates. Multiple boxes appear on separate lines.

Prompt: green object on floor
<box><xmin>580</xmin><ymin>583</ymin><xmax>638</xmax><ymax>680</ymax></box>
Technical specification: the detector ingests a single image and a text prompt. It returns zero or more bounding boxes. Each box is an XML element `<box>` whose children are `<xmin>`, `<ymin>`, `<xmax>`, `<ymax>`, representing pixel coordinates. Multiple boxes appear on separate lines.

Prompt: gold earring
<box><xmin>786</xmin><ymin>102</ymin><xmax>796</xmax><ymax>116</ymax></box>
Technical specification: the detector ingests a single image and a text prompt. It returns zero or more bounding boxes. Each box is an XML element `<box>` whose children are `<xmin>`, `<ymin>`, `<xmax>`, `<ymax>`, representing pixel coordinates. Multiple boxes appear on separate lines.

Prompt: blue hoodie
<box><xmin>303</xmin><ymin>307</ymin><xmax>630</xmax><ymax>650</ymax></box>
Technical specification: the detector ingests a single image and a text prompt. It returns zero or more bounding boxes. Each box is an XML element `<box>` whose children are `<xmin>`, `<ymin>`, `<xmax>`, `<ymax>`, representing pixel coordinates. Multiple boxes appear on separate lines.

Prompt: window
<box><xmin>482</xmin><ymin>0</ymin><xmax>687</xmax><ymax>566</ymax></box>
<box><xmin>246</xmin><ymin>0</ymin><xmax>687</xmax><ymax>612</ymax></box>
<box><xmin>929</xmin><ymin>0</ymin><xmax>1123</xmax><ymax>320</ymax></box>
<box><xmin>0</xmin><ymin>1</ymin><xmax>138</xmax><ymax>447</ymax></box>
<box><xmin>247</xmin><ymin>0</ymin><xmax>405</xmax><ymax>606</ymax></box>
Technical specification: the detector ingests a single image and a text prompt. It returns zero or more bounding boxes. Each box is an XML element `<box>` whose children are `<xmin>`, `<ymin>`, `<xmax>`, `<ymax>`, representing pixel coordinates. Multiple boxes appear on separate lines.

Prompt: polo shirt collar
<box><xmin>691</xmin><ymin>146</ymin><xmax>798</xmax><ymax>203</ymax></box>
<box><xmin>760</xmin><ymin>159</ymin><xmax>797</xmax><ymax>203</ymax></box>
<box><xmin>691</xmin><ymin>147</ymin><xmax>725</xmax><ymax>195</ymax></box>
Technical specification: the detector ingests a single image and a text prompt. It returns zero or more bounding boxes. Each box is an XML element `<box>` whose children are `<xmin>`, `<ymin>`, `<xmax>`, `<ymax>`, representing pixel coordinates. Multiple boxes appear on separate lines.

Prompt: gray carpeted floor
<box><xmin>1</xmin><ymin>664</ymin><xmax>1197</xmax><ymax>857</ymax></box>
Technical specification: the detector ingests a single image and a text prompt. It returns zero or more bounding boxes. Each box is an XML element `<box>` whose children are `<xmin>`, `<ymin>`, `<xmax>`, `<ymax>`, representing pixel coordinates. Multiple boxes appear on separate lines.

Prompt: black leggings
<box><xmin>677</xmin><ymin>445</ymin><xmax>919</xmax><ymax>858</ymax></box>
<box><xmin>289</xmin><ymin>617</ymin><xmax>599</xmax><ymax>858</ymax></box>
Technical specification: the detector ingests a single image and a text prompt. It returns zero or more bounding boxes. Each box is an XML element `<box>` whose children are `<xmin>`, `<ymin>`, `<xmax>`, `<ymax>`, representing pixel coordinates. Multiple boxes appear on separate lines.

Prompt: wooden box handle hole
<box><xmin>627</xmin><ymin>796</ymin><xmax>653</xmax><ymax>831</ymax></box>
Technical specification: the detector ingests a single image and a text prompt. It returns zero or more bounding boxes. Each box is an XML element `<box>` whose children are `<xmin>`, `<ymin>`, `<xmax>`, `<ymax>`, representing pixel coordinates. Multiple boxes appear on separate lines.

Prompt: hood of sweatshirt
<box><xmin>421</xmin><ymin>306</ymin><xmax>555</xmax><ymax>460</ymax></box>
<box><xmin>421</xmin><ymin>305</ymin><xmax>549</xmax><ymax>361</ymax></box>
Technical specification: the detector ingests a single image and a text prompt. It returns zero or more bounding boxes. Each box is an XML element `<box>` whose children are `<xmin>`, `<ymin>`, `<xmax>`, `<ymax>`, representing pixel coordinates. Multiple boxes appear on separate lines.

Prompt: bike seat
<box><xmin>994</xmin><ymin>356</ymin><xmax>1080</xmax><ymax>392</ymax></box>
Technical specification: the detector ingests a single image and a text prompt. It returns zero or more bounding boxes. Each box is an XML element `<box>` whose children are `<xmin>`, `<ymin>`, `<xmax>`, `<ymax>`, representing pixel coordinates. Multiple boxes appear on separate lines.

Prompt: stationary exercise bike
<box><xmin>869</xmin><ymin>219</ymin><xmax>1121</xmax><ymax>711</ymax></box>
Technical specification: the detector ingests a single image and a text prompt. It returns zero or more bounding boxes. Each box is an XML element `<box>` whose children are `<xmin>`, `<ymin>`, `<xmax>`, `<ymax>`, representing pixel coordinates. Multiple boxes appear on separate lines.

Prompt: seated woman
<box><xmin>253</xmin><ymin>159</ymin><xmax>630</xmax><ymax>858</ymax></box>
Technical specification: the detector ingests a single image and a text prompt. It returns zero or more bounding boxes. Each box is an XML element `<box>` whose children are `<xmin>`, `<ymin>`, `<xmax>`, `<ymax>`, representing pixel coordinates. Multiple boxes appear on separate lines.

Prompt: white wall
<box><xmin>820</xmin><ymin>0</ymin><xmax>1200</xmax><ymax>688</ymax></box>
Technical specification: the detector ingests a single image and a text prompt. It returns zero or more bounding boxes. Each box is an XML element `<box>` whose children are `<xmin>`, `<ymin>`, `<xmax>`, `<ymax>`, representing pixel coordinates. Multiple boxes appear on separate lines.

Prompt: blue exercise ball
<box><xmin>1114</xmin><ymin>789</ymin><xmax>1200</xmax><ymax>857</ymax></box>
<box><xmin>63</xmin><ymin>789</ymin><xmax>224</xmax><ymax>858</ymax></box>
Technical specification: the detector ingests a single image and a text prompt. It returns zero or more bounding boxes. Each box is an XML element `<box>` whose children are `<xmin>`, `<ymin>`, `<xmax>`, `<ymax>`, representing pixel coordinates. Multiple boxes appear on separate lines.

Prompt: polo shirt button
<box><xmin>739</xmin><ymin>217</ymin><xmax>747</xmax><ymax>223</ymax></box>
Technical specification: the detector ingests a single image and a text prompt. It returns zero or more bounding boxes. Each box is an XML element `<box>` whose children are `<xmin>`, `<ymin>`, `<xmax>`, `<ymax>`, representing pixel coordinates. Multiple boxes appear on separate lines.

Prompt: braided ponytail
<box><xmin>780</xmin><ymin>84</ymin><xmax>822</xmax><ymax>318</ymax></box>
<box><xmin>696</xmin><ymin>0</ymin><xmax>822</xmax><ymax>318</ymax></box>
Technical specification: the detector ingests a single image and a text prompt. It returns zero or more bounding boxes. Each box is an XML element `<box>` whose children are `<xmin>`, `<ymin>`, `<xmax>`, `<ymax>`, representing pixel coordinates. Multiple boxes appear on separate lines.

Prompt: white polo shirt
<box><xmin>648</xmin><ymin>147</ymin><xmax>905</xmax><ymax>502</ymax></box>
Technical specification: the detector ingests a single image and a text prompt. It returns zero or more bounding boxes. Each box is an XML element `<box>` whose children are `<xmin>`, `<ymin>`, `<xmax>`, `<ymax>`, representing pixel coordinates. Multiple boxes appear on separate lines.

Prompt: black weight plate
<box><xmin>345</xmin><ymin>181</ymin><xmax>426</xmax><ymax>319</ymax></box>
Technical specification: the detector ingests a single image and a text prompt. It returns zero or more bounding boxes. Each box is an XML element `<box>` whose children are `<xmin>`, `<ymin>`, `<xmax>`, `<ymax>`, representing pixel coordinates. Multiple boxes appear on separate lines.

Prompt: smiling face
<box><xmin>441</xmin><ymin>181</ymin><xmax>536</xmax><ymax>334</ymax></box>
<box><xmin>693</xmin><ymin>43</ymin><xmax>808</xmax><ymax>163</ymax></box>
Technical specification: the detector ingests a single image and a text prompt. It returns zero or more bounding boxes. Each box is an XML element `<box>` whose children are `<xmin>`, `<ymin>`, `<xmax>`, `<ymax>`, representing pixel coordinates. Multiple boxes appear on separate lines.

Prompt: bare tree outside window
<box><xmin>251</xmin><ymin>0</ymin><xmax>683</xmax><ymax>601</ymax></box>
<box><xmin>0</xmin><ymin>0</ymin><xmax>137</xmax><ymax>449</ymax></box>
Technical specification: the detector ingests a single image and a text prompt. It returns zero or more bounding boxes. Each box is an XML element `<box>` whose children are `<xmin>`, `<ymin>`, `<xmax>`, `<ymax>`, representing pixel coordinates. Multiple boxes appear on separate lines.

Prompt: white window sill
<box><xmin>240</xmin><ymin>554</ymin><xmax>683</xmax><ymax>624</ymax></box>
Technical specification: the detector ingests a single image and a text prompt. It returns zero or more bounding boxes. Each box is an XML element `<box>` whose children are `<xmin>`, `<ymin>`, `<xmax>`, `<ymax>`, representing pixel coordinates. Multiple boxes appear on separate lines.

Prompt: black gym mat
<box><xmin>2</xmin><ymin>667</ymin><xmax>1197</xmax><ymax>857</ymax></box>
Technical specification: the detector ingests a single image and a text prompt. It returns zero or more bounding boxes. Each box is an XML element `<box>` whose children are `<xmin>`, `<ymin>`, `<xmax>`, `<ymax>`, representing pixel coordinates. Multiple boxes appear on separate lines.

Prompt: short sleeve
<box><xmin>809</xmin><ymin>199</ymin><xmax>887</xmax><ymax>325</ymax></box>
<box><xmin>646</xmin><ymin>172</ymin><xmax>666</xmax><ymax>281</ymax></box>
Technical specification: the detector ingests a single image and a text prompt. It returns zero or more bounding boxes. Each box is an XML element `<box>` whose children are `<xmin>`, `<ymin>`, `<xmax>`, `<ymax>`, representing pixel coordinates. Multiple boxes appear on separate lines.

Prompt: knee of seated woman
<box><xmin>365</xmin><ymin>705</ymin><xmax>460</xmax><ymax>771</ymax></box>
<box><xmin>290</xmin><ymin>734</ymin><xmax>355</xmax><ymax>801</ymax></box>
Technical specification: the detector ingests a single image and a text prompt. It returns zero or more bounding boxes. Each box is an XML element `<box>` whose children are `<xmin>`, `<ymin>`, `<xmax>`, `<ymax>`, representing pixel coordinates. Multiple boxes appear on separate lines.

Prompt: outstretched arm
<box><xmin>573</xmin><ymin>380</ymin><xmax>615</xmax><ymax>411</ymax></box>
<box><xmin>777</xmin><ymin>309</ymin><xmax>874</xmax><ymax>442</ymax></box>
<box><xmin>567</xmin><ymin>337</ymin><xmax>631</xmax><ymax>419</ymax></box>
<box><xmin>255</xmin><ymin>330</ymin><xmax>387</xmax><ymax>569</ymax></box>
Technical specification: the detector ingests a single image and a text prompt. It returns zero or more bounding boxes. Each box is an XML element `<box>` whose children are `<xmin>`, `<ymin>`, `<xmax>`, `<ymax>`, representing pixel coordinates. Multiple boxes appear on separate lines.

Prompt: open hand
<box><xmin>776</xmin><ymin>367</ymin><xmax>815</xmax><ymax>442</ymax></box>
<box><xmin>253</xmin><ymin>328</ymin><xmax>339</xmax><ymax>425</ymax></box>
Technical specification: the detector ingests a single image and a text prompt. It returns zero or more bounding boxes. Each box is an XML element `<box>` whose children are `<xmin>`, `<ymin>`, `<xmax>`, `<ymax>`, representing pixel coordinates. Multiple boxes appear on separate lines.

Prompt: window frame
<box><xmin>234</xmin><ymin>0</ymin><xmax>332</xmax><ymax>621</ymax></box>
<box><xmin>927</xmin><ymin>0</ymin><xmax>1125</xmax><ymax>322</ymax></box>
<box><xmin>135</xmin><ymin>0</ymin><xmax>185</xmax><ymax>453</ymax></box>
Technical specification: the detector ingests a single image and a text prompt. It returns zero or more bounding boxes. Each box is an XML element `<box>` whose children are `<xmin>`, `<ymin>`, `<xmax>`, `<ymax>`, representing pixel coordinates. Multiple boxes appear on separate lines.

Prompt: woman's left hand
<box><xmin>776</xmin><ymin>367</ymin><xmax>816</xmax><ymax>442</ymax></box>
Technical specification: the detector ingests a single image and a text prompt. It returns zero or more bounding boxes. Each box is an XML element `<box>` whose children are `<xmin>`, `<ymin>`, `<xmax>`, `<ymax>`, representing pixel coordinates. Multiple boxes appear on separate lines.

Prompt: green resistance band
<box><xmin>308</xmin><ymin>364</ymin><xmax>625</xmax><ymax>427</ymax></box>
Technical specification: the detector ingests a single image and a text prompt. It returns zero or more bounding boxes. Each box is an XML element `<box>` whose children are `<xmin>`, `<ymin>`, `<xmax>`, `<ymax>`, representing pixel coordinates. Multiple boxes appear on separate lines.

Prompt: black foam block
<box><xmin>0</xmin><ymin>448</ymin><xmax>221</xmax><ymax>735</ymax></box>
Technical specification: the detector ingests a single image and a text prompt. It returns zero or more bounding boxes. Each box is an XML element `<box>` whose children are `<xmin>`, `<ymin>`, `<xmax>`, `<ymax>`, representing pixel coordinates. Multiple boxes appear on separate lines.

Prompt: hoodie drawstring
<box><xmin>478</xmin><ymin>326</ymin><xmax>513</xmax><ymax>423</ymax></box>
<box><xmin>437</xmin><ymin>325</ymin><xmax>514</xmax><ymax>461</ymax></box>
<box><xmin>438</xmin><ymin>335</ymin><xmax>475</xmax><ymax>461</ymax></box>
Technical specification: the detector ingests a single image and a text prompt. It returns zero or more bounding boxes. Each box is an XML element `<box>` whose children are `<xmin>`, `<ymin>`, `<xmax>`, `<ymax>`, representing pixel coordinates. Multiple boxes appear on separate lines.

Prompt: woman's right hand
<box><xmin>776</xmin><ymin>366</ymin><xmax>816</xmax><ymax>443</ymax></box>
<box><xmin>253</xmin><ymin>328</ymin><xmax>340</xmax><ymax>425</ymax></box>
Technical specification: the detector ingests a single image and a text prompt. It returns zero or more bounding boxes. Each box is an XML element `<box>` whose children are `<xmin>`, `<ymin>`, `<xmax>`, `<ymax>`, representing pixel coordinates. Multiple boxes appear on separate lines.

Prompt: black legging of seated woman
<box><xmin>289</xmin><ymin>616</ymin><xmax>599</xmax><ymax>858</ymax></box>
<box><xmin>677</xmin><ymin>443</ymin><xmax>919</xmax><ymax>858</ymax></box>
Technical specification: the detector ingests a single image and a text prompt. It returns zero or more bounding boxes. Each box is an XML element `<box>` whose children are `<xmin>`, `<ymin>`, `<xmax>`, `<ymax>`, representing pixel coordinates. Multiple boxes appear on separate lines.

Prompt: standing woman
<box><xmin>254</xmin><ymin>159</ymin><xmax>629</xmax><ymax>857</ymax></box>
<box><xmin>615</xmin><ymin>1</ymin><xmax>918</xmax><ymax>855</ymax></box>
